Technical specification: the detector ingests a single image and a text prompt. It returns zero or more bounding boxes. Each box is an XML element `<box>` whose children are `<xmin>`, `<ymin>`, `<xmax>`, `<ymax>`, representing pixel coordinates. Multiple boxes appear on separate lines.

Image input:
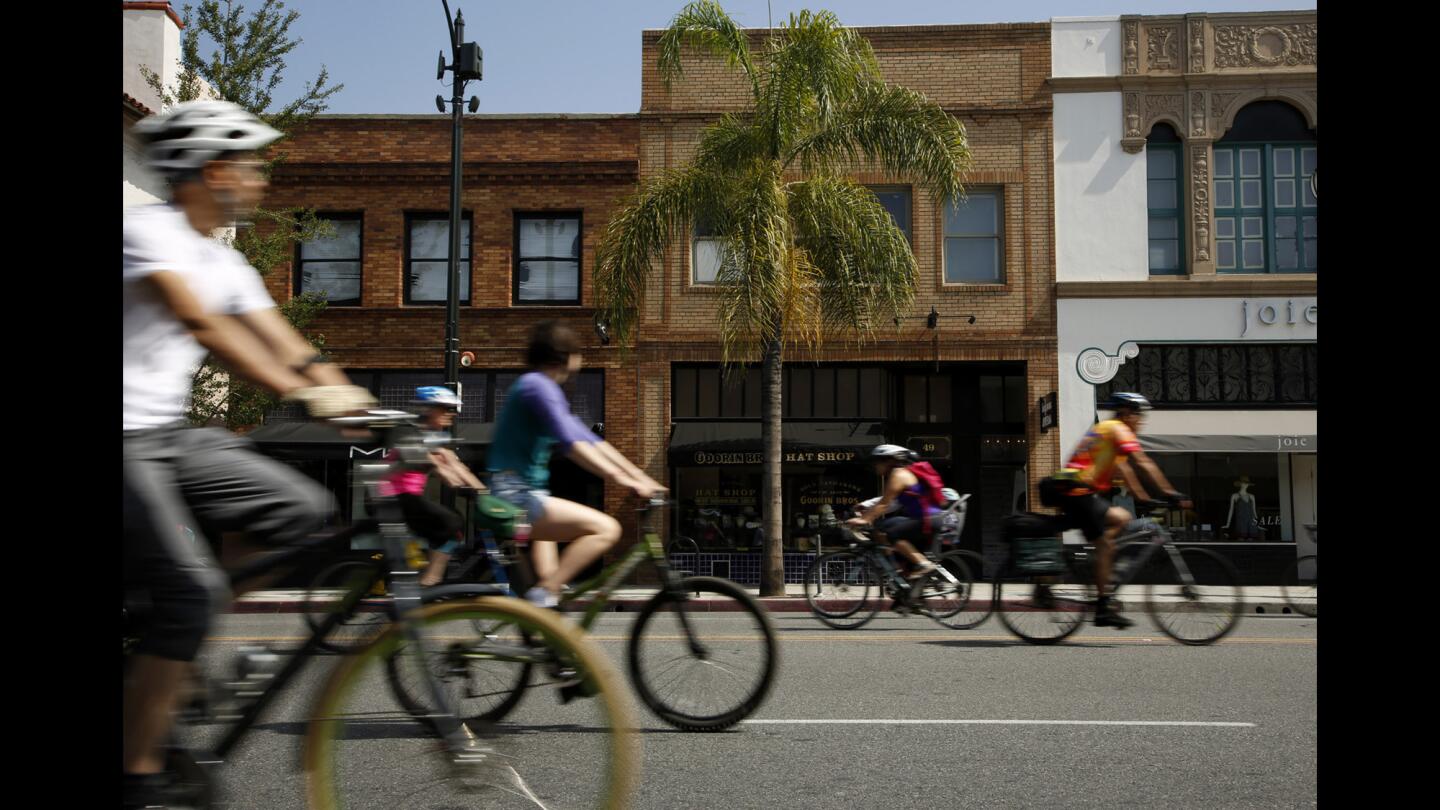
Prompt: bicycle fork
<box><xmin>382</xmin><ymin>521</ymin><xmax>482</xmax><ymax>759</ymax></box>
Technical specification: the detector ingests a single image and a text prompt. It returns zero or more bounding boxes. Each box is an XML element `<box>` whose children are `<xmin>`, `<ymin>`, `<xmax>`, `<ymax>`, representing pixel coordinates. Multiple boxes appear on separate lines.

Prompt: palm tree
<box><xmin>594</xmin><ymin>1</ymin><xmax>971</xmax><ymax>595</ymax></box>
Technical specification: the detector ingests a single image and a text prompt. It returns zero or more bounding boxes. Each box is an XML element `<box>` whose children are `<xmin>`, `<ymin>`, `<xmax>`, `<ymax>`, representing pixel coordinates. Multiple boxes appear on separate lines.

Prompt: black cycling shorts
<box><xmin>876</xmin><ymin>513</ymin><xmax>946</xmax><ymax>545</ymax></box>
<box><xmin>397</xmin><ymin>494</ymin><xmax>464</xmax><ymax>552</ymax></box>
<box><xmin>1057</xmin><ymin>492</ymin><xmax>1112</xmax><ymax>542</ymax></box>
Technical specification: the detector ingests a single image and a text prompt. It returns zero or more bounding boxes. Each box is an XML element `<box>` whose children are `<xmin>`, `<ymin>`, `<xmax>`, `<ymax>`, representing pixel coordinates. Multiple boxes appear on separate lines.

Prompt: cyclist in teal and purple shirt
<box><xmin>488</xmin><ymin>321</ymin><xmax>666</xmax><ymax>607</ymax></box>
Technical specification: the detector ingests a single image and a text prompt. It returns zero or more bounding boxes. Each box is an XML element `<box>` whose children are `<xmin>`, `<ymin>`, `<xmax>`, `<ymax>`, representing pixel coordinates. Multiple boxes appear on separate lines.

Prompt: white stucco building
<box><xmin>1049</xmin><ymin>12</ymin><xmax>1316</xmax><ymax>565</ymax></box>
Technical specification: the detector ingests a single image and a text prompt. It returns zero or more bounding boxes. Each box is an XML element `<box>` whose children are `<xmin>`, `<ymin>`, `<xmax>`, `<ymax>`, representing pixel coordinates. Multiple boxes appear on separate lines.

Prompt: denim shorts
<box><xmin>488</xmin><ymin>471</ymin><xmax>549</xmax><ymax>523</ymax></box>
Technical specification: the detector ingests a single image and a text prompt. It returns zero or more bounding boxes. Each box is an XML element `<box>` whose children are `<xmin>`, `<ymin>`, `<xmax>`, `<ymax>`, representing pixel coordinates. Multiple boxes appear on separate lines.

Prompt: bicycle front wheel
<box><xmin>305</xmin><ymin>599</ymin><xmax>638</xmax><ymax>810</ymax></box>
<box><xmin>629</xmin><ymin>576</ymin><xmax>779</xmax><ymax>732</ymax></box>
<box><xmin>1280</xmin><ymin>555</ymin><xmax>1317</xmax><ymax>617</ymax></box>
<box><xmin>1144</xmin><ymin>547</ymin><xmax>1243</xmax><ymax>645</ymax></box>
<box><xmin>803</xmin><ymin>551</ymin><xmax>881</xmax><ymax>629</ymax></box>
<box><xmin>918</xmin><ymin>550</ymin><xmax>993</xmax><ymax>630</ymax></box>
<box><xmin>996</xmin><ymin>564</ymin><xmax>1091</xmax><ymax>645</ymax></box>
<box><xmin>303</xmin><ymin>560</ymin><xmax>388</xmax><ymax>654</ymax></box>
<box><xmin>384</xmin><ymin>612</ymin><xmax>535</xmax><ymax>731</ymax></box>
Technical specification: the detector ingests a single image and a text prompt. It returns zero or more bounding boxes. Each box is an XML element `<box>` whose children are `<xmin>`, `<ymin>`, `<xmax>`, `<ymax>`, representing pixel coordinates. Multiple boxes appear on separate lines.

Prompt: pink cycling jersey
<box><xmin>377</xmin><ymin>449</ymin><xmax>428</xmax><ymax>497</ymax></box>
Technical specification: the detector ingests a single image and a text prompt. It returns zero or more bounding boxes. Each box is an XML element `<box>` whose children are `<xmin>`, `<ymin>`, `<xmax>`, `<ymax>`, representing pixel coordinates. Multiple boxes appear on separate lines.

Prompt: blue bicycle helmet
<box><xmin>411</xmin><ymin>386</ymin><xmax>461</xmax><ymax>409</ymax></box>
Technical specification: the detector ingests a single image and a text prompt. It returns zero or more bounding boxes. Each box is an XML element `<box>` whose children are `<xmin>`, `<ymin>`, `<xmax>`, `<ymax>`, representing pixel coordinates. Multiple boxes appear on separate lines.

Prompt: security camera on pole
<box><xmin>436</xmin><ymin>1</ymin><xmax>481</xmax><ymax>509</ymax></box>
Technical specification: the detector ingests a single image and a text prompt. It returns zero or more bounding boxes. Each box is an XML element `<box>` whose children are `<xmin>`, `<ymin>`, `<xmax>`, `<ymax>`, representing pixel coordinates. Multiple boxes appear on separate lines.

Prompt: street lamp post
<box><xmin>436</xmin><ymin>2</ymin><xmax>481</xmax><ymax>516</ymax></box>
<box><xmin>437</xmin><ymin>1</ymin><xmax>482</xmax><ymax>433</ymax></box>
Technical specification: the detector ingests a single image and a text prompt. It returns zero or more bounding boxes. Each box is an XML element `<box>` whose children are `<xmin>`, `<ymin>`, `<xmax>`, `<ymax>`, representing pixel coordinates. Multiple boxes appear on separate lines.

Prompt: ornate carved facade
<box><xmin>1059</xmin><ymin>12</ymin><xmax>1316</xmax><ymax>277</ymax></box>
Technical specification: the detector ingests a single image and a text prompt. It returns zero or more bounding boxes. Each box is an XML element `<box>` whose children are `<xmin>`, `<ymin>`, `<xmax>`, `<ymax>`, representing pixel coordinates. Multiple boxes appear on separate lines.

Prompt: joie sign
<box><xmin>1240</xmin><ymin>299</ymin><xmax>1316</xmax><ymax>338</ymax></box>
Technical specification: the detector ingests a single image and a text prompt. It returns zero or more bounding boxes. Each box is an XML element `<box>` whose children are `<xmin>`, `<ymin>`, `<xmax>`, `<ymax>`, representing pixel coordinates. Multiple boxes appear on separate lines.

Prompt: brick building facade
<box><xmin>251</xmin><ymin>22</ymin><xmax>1061</xmax><ymax>581</ymax></box>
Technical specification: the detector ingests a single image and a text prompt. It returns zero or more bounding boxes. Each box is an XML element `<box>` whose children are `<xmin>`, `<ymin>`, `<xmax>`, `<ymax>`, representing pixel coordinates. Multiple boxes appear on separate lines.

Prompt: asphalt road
<box><xmin>180</xmin><ymin>610</ymin><xmax>1317</xmax><ymax>809</ymax></box>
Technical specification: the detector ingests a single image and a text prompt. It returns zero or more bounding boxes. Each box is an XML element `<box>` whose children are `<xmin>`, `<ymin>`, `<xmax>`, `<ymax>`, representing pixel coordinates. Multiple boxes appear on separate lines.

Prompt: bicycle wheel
<box><xmin>1144</xmin><ymin>547</ymin><xmax>1243</xmax><ymax>645</ymax></box>
<box><xmin>995</xmin><ymin>563</ymin><xmax>1091</xmax><ymax>645</ymax></box>
<box><xmin>917</xmin><ymin>550</ymin><xmax>993</xmax><ymax>630</ymax></box>
<box><xmin>627</xmin><ymin>576</ymin><xmax>779</xmax><ymax>732</ymax></box>
<box><xmin>1280</xmin><ymin>555</ymin><xmax>1317</xmax><ymax>617</ymax></box>
<box><xmin>384</xmin><ymin>611</ymin><xmax>535</xmax><ymax>731</ymax></box>
<box><xmin>303</xmin><ymin>560</ymin><xmax>388</xmax><ymax>654</ymax></box>
<box><xmin>803</xmin><ymin>551</ymin><xmax>882</xmax><ymax>629</ymax></box>
<box><xmin>305</xmin><ymin>598</ymin><xmax>638</xmax><ymax>810</ymax></box>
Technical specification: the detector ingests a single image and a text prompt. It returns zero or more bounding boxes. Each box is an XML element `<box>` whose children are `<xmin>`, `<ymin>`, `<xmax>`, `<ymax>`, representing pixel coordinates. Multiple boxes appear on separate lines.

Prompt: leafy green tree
<box><xmin>141</xmin><ymin>0</ymin><xmax>343</xmax><ymax>428</ymax></box>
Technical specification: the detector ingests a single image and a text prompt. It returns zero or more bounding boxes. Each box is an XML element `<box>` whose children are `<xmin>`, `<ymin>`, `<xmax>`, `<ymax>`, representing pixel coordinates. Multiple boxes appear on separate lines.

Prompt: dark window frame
<box><xmin>404</xmin><ymin>211</ymin><xmax>473</xmax><ymax>306</ymax></box>
<box><xmin>1146</xmin><ymin>126</ymin><xmax>1185</xmax><ymax>276</ymax></box>
<box><xmin>513</xmin><ymin>211</ymin><xmax>584</xmax><ymax>306</ymax></box>
<box><xmin>294</xmin><ymin>212</ymin><xmax>364</xmax><ymax>305</ymax></box>
<box><xmin>865</xmin><ymin>185</ymin><xmax>913</xmax><ymax>244</ymax></box>
<box><xmin>671</xmin><ymin>363</ymin><xmax>892</xmax><ymax>421</ymax></box>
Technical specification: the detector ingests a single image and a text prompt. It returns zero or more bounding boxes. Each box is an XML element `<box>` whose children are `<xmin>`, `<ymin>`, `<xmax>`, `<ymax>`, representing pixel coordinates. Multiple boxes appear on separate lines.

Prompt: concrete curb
<box><xmin>229</xmin><ymin>594</ymin><xmax>1312</xmax><ymax>616</ymax></box>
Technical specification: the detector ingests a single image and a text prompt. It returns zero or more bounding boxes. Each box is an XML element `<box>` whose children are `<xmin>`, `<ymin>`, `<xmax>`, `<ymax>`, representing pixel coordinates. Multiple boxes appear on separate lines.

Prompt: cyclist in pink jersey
<box><xmin>381</xmin><ymin>386</ymin><xmax>488</xmax><ymax>587</ymax></box>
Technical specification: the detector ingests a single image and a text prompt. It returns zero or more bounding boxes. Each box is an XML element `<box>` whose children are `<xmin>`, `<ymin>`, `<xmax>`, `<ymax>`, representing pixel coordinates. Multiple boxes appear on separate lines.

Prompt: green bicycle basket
<box><xmin>473</xmin><ymin>494</ymin><xmax>523</xmax><ymax>539</ymax></box>
<box><xmin>1012</xmin><ymin>536</ymin><xmax>1066</xmax><ymax>575</ymax></box>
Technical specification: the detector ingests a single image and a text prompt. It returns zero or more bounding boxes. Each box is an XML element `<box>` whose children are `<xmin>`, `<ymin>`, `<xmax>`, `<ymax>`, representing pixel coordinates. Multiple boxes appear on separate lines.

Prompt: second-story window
<box><xmin>405</xmin><ymin>214</ymin><xmax>471</xmax><ymax>306</ymax></box>
<box><xmin>295</xmin><ymin>214</ymin><xmax>362</xmax><ymax>305</ymax></box>
<box><xmin>1213</xmin><ymin>101</ymin><xmax>1317</xmax><ymax>274</ymax></box>
<box><xmin>944</xmin><ymin>189</ymin><xmax>1003</xmax><ymax>284</ymax></box>
<box><xmin>867</xmin><ymin>186</ymin><xmax>912</xmax><ymax>242</ymax></box>
<box><xmin>515</xmin><ymin>213</ymin><xmax>582</xmax><ymax>305</ymax></box>
<box><xmin>1147</xmin><ymin>124</ymin><xmax>1184</xmax><ymax>276</ymax></box>
<box><xmin>692</xmin><ymin>217</ymin><xmax>724</xmax><ymax>285</ymax></box>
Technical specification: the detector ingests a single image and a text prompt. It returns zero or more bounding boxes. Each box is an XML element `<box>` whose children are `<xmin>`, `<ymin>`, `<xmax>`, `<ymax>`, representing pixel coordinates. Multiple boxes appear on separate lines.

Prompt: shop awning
<box><xmin>1138</xmin><ymin>410</ymin><xmax>1316</xmax><ymax>454</ymax></box>
<box><xmin>244</xmin><ymin>421</ymin><xmax>495</xmax><ymax>461</ymax></box>
<box><xmin>668</xmin><ymin>421</ymin><xmax>886</xmax><ymax>466</ymax></box>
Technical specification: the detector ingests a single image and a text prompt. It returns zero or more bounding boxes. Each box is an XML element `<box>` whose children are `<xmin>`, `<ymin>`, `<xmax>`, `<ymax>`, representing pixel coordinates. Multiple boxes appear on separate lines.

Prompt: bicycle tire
<box><xmin>383</xmin><ymin>612</ymin><xmax>535</xmax><ymax>732</ymax></box>
<box><xmin>1280</xmin><ymin>555</ymin><xmax>1317</xmax><ymax>617</ymax></box>
<box><xmin>304</xmin><ymin>598</ymin><xmax>639</xmax><ymax>810</ymax></box>
<box><xmin>628</xmin><ymin>576</ymin><xmax>780</xmax><ymax>732</ymax></box>
<box><xmin>995</xmin><ymin>561</ymin><xmax>1091</xmax><ymax>645</ymax></box>
<box><xmin>802</xmin><ymin>550</ymin><xmax>882</xmax><ymax>630</ymax></box>
<box><xmin>302</xmin><ymin>559</ymin><xmax>388</xmax><ymax>654</ymax></box>
<box><xmin>1144</xmin><ymin>547</ymin><xmax>1243</xmax><ymax>645</ymax></box>
<box><xmin>920</xmin><ymin>550</ymin><xmax>993</xmax><ymax>629</ymax></box>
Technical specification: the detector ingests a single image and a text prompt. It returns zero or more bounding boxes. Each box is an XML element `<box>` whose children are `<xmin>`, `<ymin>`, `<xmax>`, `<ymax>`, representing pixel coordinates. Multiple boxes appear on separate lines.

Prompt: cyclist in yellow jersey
<box><xmin>1049</xmin><ymin>393</ymin><xmax>1191</xmax><ymax>628</ymax></box>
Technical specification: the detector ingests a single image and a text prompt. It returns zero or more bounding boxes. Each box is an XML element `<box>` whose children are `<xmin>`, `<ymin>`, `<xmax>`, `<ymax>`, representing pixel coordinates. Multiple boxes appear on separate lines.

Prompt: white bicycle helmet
<box><xmin>869</xmin><ymin>444</ymin><xmax>918</xmax><ymax>463</ymax></box>
<box><xmin>132</xmin><ymin>100</ymin><xmax>282</xmax><ymax>176</ymax></box>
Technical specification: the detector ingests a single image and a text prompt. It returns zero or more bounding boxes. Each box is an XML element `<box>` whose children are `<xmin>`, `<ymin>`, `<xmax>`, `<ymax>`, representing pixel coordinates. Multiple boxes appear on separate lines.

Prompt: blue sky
<box><xmin>252</xmin><ymin>1</ymin><xmax>1317</xmax><ymax>114</ymax></box>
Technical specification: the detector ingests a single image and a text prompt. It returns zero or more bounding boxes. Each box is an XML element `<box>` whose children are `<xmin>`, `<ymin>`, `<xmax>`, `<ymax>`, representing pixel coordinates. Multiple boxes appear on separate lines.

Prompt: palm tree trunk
<box><xmin>760</xmin><ymin>336</ymin><xmax>785</xmax><ymax>597</ymax></box>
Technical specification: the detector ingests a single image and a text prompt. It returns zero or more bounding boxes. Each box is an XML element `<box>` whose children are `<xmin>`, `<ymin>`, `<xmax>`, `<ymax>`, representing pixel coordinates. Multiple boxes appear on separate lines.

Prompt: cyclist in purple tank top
<box><xmin>488</xmin><ymin>322</ymin><xmax>666</xmax><ymax>607</ymax></box>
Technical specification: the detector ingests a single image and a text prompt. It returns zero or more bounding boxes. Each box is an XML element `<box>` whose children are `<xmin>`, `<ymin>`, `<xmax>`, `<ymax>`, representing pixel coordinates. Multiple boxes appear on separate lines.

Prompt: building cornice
<box><xmin>1056</xmin><ymin>278</ymin><xmax>1317</xmax><ymax>299</ymax></box>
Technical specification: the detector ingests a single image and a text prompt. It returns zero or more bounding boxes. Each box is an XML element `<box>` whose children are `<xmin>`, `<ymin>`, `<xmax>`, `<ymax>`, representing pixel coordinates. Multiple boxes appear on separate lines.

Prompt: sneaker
<box><xmin>1094</xmin><ymin>606</ymin><xmax>1135</xmax><ymax>629</ymax></box>
<box><xmin>905</xmin><ymin>562</ymin><xmax>938</xmax><ymax>581</ymax></box>
<box><xmin>524</xmin><ymin>587</ymin><xmax>559</xmax><ymax>609</ymax></box>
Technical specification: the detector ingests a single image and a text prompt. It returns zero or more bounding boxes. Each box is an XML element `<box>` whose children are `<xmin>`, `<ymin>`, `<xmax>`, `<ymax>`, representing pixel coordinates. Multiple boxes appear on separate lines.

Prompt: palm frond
<box><xmin>788</xmin><ymin>82</ymin><xmax>971</xmax><ymax>202</ymax></box>
<box><xmin>761</xmin><ymin>9</ymin><xmax>880</xmax><ymax>139</ymax></box>
<box><xmin>657</xmin><ymin>0</ymin><xmax>761</xmax><ymax>102</ymax></box>
<box><xmin>593</xmin><ymin>167</ymin><xmax>734</xmax><ymax>345</ymax></box>
<box><xmin>695</xmin><ymin>113</ymin><xmax>770</xmax><ymax>174</ymax></box>
<box><xmin>786</xmin><ymin>176</ymin><xmax>918</xmax><ymax>341</ymax></box>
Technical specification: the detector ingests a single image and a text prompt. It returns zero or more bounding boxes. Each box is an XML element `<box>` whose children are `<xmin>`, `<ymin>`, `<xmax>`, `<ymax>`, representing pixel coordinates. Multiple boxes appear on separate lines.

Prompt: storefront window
<box><xmin>1148</xmin><ymin>453</ymin><xmax>1285</xmax><ymax>541</ymax></box>
<box><xmin>674</xmin><ymin>464</ymin><xmax>873</xmax><ymax>553</ymax></box>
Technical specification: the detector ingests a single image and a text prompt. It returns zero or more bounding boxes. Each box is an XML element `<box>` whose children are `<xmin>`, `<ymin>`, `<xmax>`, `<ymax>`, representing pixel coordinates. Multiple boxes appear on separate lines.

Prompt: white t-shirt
<box><xmin>123</xmin><ymin>203</ymin><xmax>276</xmax><ymax>430</ymax></box>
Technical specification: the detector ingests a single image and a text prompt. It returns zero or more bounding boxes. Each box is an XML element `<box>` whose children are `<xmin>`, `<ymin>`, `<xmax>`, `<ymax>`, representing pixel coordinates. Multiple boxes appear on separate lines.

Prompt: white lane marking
<box><xmin>743</xmin><ymin>719</ymin><xmax>1256</xmax><ymax>727</ymax></box>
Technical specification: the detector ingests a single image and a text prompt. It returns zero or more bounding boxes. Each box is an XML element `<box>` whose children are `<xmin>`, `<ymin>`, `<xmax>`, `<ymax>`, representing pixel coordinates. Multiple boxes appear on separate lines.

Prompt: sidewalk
<box><xmin>232</xmin><ymin>583</ymin><xmax>1313</xmax><ymax>615</ymax></box>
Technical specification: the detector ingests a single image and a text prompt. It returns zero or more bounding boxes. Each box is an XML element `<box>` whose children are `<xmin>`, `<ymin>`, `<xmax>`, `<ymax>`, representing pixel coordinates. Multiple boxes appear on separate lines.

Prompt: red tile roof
<box><xmin>122</xmin><ymin>2</ymin><xmax>184</xmax><ymax>29</ymax></box>
<box><xmin>123</xmin><ymin>92</ymin><xmax>155</xmax><ymax>117</ymax></box>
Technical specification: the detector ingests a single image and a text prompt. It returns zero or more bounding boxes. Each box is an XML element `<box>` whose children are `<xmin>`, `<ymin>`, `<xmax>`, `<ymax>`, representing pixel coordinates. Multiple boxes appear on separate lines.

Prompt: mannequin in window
<box><xmin>1225</xmin><ymin>475</ymin><xmax>1261</xmax><ymax>540</ymax></box>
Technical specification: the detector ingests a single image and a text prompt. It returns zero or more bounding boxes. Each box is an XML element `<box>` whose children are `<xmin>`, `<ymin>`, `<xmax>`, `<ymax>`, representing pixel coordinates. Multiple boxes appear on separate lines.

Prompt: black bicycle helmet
<box><xmin>1103</xmin><ymin>392</ymin><xmax>1152</xmax><ymax>412</ymax></box>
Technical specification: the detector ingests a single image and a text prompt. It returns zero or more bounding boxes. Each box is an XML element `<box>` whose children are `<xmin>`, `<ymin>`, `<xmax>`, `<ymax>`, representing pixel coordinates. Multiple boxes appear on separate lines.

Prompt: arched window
<box><xmin>1214</xmin><ymin>101</ymin><xmax>1316</xmax><ymax>274</ymax></box>
<box><xmin>1147</xmin><ymin>123</ymin><xmax>1184</xmax><ymax>275</ymax></box>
